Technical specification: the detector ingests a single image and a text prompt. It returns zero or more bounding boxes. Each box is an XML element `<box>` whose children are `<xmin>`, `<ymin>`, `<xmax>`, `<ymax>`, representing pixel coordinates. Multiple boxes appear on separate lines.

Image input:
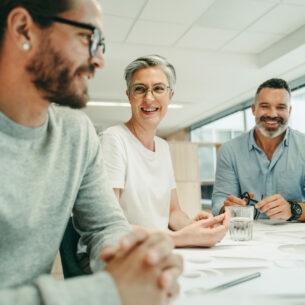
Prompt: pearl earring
<box><xmin>22</xmin><ymin>42</ymin><xmax>30</xmax><ymax>51</ymax></box>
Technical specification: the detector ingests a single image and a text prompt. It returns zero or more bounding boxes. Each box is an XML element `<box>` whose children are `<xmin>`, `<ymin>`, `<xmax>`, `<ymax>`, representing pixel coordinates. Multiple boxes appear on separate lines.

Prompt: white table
<box><xmin>173</xmin><ymin>220</ymin><xmax>305</xmax><ymax>305</ymax></box>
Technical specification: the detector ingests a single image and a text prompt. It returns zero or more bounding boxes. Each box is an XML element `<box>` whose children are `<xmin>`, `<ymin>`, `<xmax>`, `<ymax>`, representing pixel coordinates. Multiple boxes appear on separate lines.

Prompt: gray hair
<box><xmin>124</xmin><ymin>55</ymin><xmax>176</xmax><ymax>90</ymax></box>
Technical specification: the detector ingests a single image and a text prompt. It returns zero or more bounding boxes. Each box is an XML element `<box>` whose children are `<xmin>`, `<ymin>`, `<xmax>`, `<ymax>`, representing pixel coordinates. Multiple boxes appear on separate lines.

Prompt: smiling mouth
<box><xmin>265</xmin><ymin>120</ymin><xmax>279</xmax><ymax>126</ymax></box>
<box><xmin>76</xmin><ymin>65</ymin><xmax>95</xmax><ymax>81</ymax></box>
<box><xmin>141</xmin><ymin>107</ymin><xmax>159</xmax><ymax>113</ymax></box>
<box><xmin>260</xmin><ymin>116</ymin><xmax>283</xmax><ymax>124</ymax></box>
<box><xmin>80</xmin><ymin>74</ymin><xmax>92</xmax><ymax>81</ymax></box>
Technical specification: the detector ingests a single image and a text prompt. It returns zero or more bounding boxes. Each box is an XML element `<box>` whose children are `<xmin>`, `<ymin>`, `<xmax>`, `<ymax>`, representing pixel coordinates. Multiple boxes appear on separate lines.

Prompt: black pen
<box><xmin>207</xmin><ymin>272</ymin><xmax>261</xmax><ymax>293</ymax></box>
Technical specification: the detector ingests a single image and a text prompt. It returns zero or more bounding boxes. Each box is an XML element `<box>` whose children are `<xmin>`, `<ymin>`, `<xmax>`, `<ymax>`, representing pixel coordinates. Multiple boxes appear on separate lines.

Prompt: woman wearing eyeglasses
<box><xmin>100</xmin><ymin>55</ymin><xmax>229</xmax><ymax>247</ymax></box>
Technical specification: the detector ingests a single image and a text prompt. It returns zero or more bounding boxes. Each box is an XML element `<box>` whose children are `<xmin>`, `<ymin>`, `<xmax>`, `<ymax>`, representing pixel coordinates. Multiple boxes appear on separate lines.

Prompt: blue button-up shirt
<box><xmin>212</xmin><ymin>127</ymin><xmax>305</xmax><ymax>218</ymax></box>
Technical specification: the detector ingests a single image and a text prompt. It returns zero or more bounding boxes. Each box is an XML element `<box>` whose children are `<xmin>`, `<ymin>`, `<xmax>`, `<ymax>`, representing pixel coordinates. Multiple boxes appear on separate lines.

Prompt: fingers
<box><xmin>101</xmin><ymin>229</ymin><xmax>176</xmax><ymax>270</ymax></box>
<box><xmin>166</xmin><ymin>282</ymin><xmax>180</xmax><ymax>303</ymax></box>
<box><xmin>222</xmin><ymin>212</ymin><xmax>230</xmax><ymax>228</ymax></box>
<box><xmin>255</xmin><ymin>194</ymin><xmax>291</xmax><ymax>220</ymax></box>
<box><xmin>224</xmin><ymin>195</ymin><xmax>246</xmax><ymax>207</ymax></box>
<box><xmin>157</xmin><ymin>254</ymin><xmax>183</xmax><ymax>290</ymax></box>
<box><xmin>193</xmin><ymin>211</ymin><xmax>213</xmax><ymax>221</ymax></box>
<box><xmin>249</xmin><ymin>192</ymin><xmax>255</xmax><ymax>199</ymax></box>
<box><xmin>119</xmin><ymin>229</ymin><xmax>149</xmax><ymax>251</ymax></box>
<box><xmin>100</xmin><ymin>244</ymin><xmax>120</xmax><ymax>262</ymax></box>
<box><xmin>196</xmin><ymin>213</ymin><xmax>226</xmax><ymax>228</ymax></box>
<box><xmin>103</xmin><ymin>231</ymin><xmax>180</xmax><ymax>305</ymax></box>
<box><xmin>255</xmin><ymin>194</ymin><xmax>280</xmax><ymax>210</ymax></box>
<box><xmin>100</xmin><ymin>229</ymin><xmax>148</xmax><ymax>262</ymax></box>
<box><xmin>101</xmin><ymin>229</ymin><xmax>175</xmax><ymax>267</ymax></box>
<box><xmin>141</xmin><ymin>232</ymin><xmax>175</xmax><ymax>266</ymax></box>
<box><xmin>157</xmin><ymin>254</ymin><xmax>183</xmax><ymax>303</ymax></box>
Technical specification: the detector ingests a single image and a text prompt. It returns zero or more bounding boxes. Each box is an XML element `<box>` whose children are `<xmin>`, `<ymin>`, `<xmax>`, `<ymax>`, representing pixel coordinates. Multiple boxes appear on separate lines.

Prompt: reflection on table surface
<box><xmin>173</xmin><ymin>220</ymin><xmax>305</xmax><ymax>305</ymax></box>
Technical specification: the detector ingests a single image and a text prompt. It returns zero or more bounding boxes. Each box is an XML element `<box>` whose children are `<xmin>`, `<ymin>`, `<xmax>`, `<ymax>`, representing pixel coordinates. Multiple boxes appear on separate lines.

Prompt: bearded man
<box><xmin>212</xmin><ymin>78</ymin><xmax>305</xmax><ymax>222</ymax></box>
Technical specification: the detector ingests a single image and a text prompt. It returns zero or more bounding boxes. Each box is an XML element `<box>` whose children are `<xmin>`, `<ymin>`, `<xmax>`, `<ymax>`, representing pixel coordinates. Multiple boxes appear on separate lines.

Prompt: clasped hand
<box><xmin>100</xmin><ymin>229</ymin><xmax>183</xmax><ymax>305</ymax></box>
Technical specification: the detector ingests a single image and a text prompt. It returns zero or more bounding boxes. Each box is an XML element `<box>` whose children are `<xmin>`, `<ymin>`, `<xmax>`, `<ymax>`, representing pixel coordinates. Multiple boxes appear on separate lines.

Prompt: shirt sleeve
<box><xmin>166</xmin><ymin>143</ymin><xmax>177</xmax><ymax>190</ymax></box>
<box><xmin>99</xmin><ymin>131</ymin><xmax>127</xmax><ymax>189</ymax></box>
<box><xmin>212</xmin><ymin>143</ymin><xmax>241</xmax><ymax>215</ymax></box>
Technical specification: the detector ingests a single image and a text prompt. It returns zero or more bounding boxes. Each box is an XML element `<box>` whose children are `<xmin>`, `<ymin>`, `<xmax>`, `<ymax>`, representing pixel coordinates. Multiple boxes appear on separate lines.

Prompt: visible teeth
<box><xmin>142</xmin><ymin>108</ymin><xmax>157</xmax><ymax>112</ymax></box>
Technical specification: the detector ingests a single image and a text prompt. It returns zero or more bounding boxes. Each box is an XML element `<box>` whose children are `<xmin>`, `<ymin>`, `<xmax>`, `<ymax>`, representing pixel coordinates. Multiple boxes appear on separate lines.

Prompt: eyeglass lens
<box><xmin>91</xmin><ymin>28</ymin><xmax>105</xmax><ymax>55</ymax></box>
<box><xmin>131</xmin><ymin>84</ymin><xmax>169</xmax><ymax>97</ymax></box>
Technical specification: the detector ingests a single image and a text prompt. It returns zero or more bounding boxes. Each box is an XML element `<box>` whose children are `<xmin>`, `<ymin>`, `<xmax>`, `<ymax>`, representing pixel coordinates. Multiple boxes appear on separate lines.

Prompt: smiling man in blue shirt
<box><xmin>212</xmin><ymin>78</ymin><xmax>305</xmax><ymax>222</ymax></box>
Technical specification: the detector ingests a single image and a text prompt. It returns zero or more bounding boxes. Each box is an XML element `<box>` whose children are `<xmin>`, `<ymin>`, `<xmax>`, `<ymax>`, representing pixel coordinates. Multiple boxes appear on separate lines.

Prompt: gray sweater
<box><xmin>0</xmin><ymin>105</ymin><xmax>131</xmax><ymax>305</ymax></box>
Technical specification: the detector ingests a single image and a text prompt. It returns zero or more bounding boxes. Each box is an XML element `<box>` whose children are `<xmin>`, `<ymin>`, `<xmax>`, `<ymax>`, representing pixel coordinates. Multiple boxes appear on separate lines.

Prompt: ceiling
<box><xmin>84</xmin><ymin>0</ymin><xmax>305</xmax><ymax>137</ymax></box>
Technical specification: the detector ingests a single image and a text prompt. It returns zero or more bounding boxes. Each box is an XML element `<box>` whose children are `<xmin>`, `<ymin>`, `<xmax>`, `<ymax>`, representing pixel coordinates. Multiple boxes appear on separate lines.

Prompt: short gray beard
<box><xmin>255</xmin><ymin>119</ymin><xmax>289</xmax><ymax>139</ymax></box>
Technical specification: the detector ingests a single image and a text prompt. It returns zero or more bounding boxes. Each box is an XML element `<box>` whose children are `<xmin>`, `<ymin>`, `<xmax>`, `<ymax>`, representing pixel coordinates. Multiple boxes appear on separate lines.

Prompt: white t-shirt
<box><xmin>100</xmin><ymin>124</ymin><xmax>176</xmax><ymax>230</ymax></box>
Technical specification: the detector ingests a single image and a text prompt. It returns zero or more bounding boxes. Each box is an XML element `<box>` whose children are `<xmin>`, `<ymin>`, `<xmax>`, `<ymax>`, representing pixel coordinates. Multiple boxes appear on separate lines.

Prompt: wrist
<box><xmin>287</xmin><ymin>200</ymin><xmax>302</xmax><ymax>221</ymax></box>
<box><xmin>169</xmin><ymin>230</ymin><xmax>187</xmax><ymax>248</ymax></box>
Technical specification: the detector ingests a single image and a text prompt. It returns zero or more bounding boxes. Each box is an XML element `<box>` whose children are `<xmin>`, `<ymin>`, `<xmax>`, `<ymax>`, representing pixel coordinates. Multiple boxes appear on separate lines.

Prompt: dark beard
<box><xmin>26</xmin><ymin>40</ymin><xmax>94</xmax><ymax>109</ymax></box>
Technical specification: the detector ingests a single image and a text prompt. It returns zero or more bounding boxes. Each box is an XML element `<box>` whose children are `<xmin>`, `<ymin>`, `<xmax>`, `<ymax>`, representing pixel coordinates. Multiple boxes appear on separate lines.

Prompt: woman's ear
<box><xmin>126</xmin><ymin>89</ymin><xmax>132</xmax><ymax>102</ymax></box>
<box><xmin>168</xmin><ymin>90</ymin><xmax>174</xmax><ymax>104</ymax></box>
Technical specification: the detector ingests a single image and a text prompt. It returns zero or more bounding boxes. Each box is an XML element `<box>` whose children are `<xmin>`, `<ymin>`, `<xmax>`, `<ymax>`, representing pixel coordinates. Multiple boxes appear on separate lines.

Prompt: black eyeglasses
<box><xmin>50</xmin><ymin>16</ymin><xmax>105</xmax><ymax>56</ymax></box>
<box><xmin>240</xmin><ymin>192</ymin><xmax>261</xmax><ymax>220</ymax></box>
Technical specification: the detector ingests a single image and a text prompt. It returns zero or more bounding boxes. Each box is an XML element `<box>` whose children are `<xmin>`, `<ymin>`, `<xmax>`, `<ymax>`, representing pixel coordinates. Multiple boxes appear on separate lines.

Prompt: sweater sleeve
<box><xmin>0</xmin><ymin>272</ymin><xmax>121</xmax><ymax>305</ymax></box>
<box><xmin>72</xmin><ymin>119</ymin><xmax>131</xmax><ymax>272</ymax></box>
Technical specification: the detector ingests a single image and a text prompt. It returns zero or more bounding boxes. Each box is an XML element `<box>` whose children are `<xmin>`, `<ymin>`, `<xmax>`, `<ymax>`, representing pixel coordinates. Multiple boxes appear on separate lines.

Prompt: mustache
<box><xmin>75</xmin><ymin>65</ymin><xmax>96</xmax><ymax>77</ymax></box>
<box><xmin>259</xmin><ymin>116</ymin><xmax>284</xmax><ymax>124</ymax></box>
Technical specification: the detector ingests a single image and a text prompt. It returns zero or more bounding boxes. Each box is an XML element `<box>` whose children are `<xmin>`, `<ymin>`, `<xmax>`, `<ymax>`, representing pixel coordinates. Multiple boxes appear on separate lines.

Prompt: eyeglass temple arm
<box><xmin>240</xmin><ymin>192</ymin><xmax>259</xmax><ymax>204</ymax></box>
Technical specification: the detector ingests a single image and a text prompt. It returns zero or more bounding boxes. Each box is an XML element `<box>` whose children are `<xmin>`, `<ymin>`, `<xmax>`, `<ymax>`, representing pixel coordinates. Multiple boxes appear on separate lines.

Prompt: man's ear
<box><xmin>6</xmin><ymin>7</ymin><xmax>35</xmax><ymax>51</ymax></box>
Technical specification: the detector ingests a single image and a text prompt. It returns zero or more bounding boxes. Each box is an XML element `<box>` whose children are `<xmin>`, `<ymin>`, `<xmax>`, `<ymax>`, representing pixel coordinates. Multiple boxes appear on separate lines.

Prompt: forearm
<box><xmin>130</xmin><ymin>223</ymin><xmax>193</xmax><ymax>247</ymax></box>
<box><xmin>168</xmin><ymin>210</ymin><xmax>192</xmax><ymax>231</ymax></box>
<box><xmin>168</xmin><ymin>228</ymin><xmax>208</xmax><ymax>248</ymax></box>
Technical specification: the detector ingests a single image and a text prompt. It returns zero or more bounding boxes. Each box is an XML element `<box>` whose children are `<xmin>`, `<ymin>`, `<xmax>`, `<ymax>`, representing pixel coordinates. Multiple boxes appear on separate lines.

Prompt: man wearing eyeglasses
<box><xmin>212</xmin><ymin>78</ymin><xmax>305</xmax><ymax>222</ymax></box>
<box><xmin>0</xmin><ymin>1</ymin><xmax>182</xmax><ymax>305</ymax></box>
